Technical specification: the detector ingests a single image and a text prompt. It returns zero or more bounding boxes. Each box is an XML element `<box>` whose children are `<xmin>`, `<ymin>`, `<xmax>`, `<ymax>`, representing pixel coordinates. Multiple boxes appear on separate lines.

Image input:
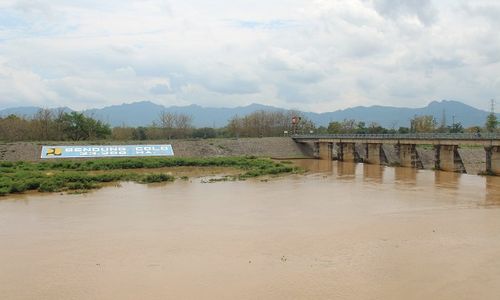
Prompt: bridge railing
<box><xmin>292</xmin><ymin>133</ymin><xmax>500</xmax><ymax>140</ymax></box>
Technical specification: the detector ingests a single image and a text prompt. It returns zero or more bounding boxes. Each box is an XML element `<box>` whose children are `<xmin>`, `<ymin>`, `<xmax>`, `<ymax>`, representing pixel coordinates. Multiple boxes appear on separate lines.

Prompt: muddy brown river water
<box><xmin>1</xmin><ymin>160</ymin><xmax>500</xmax><ymax>300</ymax></box>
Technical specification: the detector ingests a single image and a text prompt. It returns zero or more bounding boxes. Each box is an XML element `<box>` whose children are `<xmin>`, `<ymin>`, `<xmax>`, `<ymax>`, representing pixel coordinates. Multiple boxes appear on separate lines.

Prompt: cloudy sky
<box><xmin>0</xmin><ymin>0</ymin><xmax>499</xmax><ymax>112</ymax></box>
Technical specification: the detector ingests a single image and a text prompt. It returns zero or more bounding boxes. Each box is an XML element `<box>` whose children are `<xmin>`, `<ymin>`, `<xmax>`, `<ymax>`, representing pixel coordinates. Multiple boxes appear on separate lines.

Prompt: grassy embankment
<box><xmin>0</xmin><ymin>157</ymin><xmax>299</xmax><ymax>196</ymax></box>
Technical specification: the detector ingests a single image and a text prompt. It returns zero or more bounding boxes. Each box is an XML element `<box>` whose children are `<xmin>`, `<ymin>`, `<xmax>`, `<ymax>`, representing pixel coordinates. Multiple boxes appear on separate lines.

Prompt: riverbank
<box><xmin>0</xmin><ymin>137</ymin><xmax>489</xmax><ymax>175</ymax></box>
<box><xmin>0</xmin><ymin>157</ymin><xmax>300</xmax><ymax>196</ymax></box>
<box><xmin>0</xmin><ymin>137</ymin><xmax>313</xmax><ymax>162</ymax></box>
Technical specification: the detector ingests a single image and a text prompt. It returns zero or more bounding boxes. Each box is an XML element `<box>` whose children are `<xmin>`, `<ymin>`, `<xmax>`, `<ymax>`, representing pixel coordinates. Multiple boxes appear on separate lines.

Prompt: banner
<box><xmin>40</xmin><ymin>145</ymin><xmax>174</xmax><ymax>159</ymax></box>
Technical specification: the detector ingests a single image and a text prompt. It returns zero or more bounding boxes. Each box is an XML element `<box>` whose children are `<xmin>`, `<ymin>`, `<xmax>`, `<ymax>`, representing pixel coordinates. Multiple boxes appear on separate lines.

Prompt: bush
<box><xmin>0</xmin><ymin>161</ymin><xmax>14</xmax><ymax>167</ymax></box>
<box><xmin>67</xmin><ymin>182</ymin><xmax>96</xmax><ymax>190</ymax></box>
<box><xmin>141</xmin><ymin>174</ymin><xmax>175</xmax><ymax>183</ymax></box>
<box><xmin>0</xmin><ymin>187</ymin><xmax>10</xmax><ymax>196</ymax></box>
<box><xmin>38</xmin><ymin>180</ymin><xmax>64</xmax><ymax>193</ymax></box>
<box><xmin>9</xmin><ymin>181</ymin><xmax>28</xmax><ymax>193</ymax></box>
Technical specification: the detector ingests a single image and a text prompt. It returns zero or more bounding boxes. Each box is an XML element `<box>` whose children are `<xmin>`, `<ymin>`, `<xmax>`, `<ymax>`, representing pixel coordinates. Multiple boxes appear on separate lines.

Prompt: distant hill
<box><xmin>0</xmin><ymin>100</ymin><xmax>496</xmax><ymax>128</ymax></box>
<box><xmin>83</xmin><ymin>101</ymin><xmax>282</xmax><ymax>127</ymax></box>
<box><xmin>303</xmin><ymin>100</ymin><xmax>494</xmax><ymax>129</ymax></box>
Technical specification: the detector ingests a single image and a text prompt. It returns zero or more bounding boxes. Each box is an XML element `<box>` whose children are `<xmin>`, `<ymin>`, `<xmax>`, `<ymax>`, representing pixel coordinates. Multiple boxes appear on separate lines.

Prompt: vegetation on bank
<box><xmin>1</xmin><ymin>108</ymin><xmax>498</xmax><ymax>143</ymax></box>
<box><xmin>0</xmin><ymin>157</ymin><xmax>300</xmax><ymax>196</ymax></box>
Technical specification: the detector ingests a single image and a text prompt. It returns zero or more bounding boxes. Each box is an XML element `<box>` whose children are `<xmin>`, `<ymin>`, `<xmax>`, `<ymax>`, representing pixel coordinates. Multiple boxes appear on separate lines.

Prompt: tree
<box><xmin>315</xmin><ymin>126</ymin><xmax>328</xmax><ymax>134</ymax></box>
<box><xmin>340</xmin><ymin>119</ymin><xmax>357</xmax><ymax>133</ymax></box>
<box><xmin>485</xmin><ymin>113</ymin><xmax>497</xmax><ymax>132</ymax></box>
<box><xmin>410</xmin><ymin>115</ymin><xmax>437</xmax><ymax>133</ymax></box>
<box><xmin>112</xmin><ymin>126</ymin><xmax>135</xmax><ymax>140</ymax></box>
<box><xmin>174</xmin><ymin>113</ymin><xmax>193</xmax><ymax>138</ymax></box>
<box><xmin>355</xmin><ymin>122</ymin><xmax>367</xmax><ymax>134</ymax></box>
<box><xmin>192</xmin><ymin>127</ymin><xmax>217</xmax><ymax>139</ymax></box>
<box><xmin>398</xmin><ymin>127</ymin><xmax>410</xmax><ymax>134</ymax></box>
<box><xmin>226</xmin><ymin>110</ymin><xmax>315</xmax><ymax>137</ymax></box>
<box><xmin>157</xmin><ymin>111</ymin><xmax>193</xmax><ymax>139</ymax></box>
<box><xmin>0</xmin><ymin>114</ymin><xmax>31</xmax><ymax>141</ymax></box>
<box><xmin>327</xmin><ymin>121</ymin><xmax>342</xmax><ymax>134</ymax></box>
<box><xmin>447</xmin><ymin>122</ymin><xmax>464</xmax><ymax>133</ymax></box>
<box><xmin>60</xmin><ymin>112</ymin><xmax>111</xmax><ymax>140</ymax></box>
<box><xmin>366</xmin><ymin>122</ymin><xmax>387</xmax><ymax>134</ymax></box>
<box><xmin>32</xmin><ymin>108</ymin><xmax>54</xmax><ymax>140</ymax></box>
<box><xmin>465</xmin><ymin>126</ymin><xmax>482</xmax><ymax>133</ymax></box>
<box><xmin>133</xmin><ymin>127</ymin><xmax>148</xmax><ymax>140</ymax></box>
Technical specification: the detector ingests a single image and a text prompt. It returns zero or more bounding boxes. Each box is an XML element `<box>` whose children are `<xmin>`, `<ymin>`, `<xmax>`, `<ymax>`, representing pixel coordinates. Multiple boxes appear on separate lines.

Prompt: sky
<box><xmin>0</xmin><ymin>0</ymin><xmax>499</xmax><ymax>112</ymax></box>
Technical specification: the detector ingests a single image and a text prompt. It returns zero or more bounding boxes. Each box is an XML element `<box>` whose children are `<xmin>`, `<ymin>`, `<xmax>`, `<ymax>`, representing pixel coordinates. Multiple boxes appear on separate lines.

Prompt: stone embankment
<box><xmin>0</xmin><ymin>137</ymin><xmax>314</xmax><ymax>162</ymax></box>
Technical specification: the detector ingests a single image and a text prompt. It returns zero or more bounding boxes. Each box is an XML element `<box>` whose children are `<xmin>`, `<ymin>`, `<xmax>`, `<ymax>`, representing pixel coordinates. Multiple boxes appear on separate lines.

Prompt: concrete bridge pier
<box><xmin>365</xmin><ymin>143</ymin><xmax>383</xmax><ymax>165</ymax></box>
<box><xmin>485</xmin><ymin>146</ymin><xmax>500</xmax><ymax>175</ymax></box>
<box><xmin>435</xmin><ymin>145</ymin><xmax>465</xmax><ymax>173</ymax></box>
<box><xmin>318</xmin><ymin>142</ymin><xmax>333</xmax><ymax>160</ymax></box>
<box><xmin>396</xmin><ymin>144</ymin><xmax>417</xmax><ymax>168</ymax></box>
<box><xmin>338</xmin><ymin>142</ymin><xmax>356</xmax><ymax>162</ymax></box>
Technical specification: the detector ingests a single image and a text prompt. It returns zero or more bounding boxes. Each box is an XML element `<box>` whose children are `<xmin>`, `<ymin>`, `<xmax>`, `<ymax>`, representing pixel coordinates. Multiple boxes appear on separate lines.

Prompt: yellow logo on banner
<box><xmin>46</xmin><ymin>148</ymin><xmax>62</xmax><ymax>156</ymax></box>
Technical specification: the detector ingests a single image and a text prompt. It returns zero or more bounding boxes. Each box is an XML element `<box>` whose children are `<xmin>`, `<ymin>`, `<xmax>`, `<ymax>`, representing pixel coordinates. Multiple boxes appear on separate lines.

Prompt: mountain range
<box><xmin>0</xmin><ymin>100</ymin><xmax>496</xmax><ymax>128</ymax></box>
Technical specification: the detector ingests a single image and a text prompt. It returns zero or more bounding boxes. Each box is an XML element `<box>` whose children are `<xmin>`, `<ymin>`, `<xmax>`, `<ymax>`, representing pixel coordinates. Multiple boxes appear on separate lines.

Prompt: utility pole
<box><xmin>440</xmin><ymin>109</ymin><xmax>446</xmax><ymax>129</ymax></box>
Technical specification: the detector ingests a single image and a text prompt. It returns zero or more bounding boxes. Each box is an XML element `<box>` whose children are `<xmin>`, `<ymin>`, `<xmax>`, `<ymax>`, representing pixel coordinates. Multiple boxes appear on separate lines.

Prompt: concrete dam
<box><xmin>293</xmin><ymin>133</ymin><xmax>500</xmax><ymax>176</ymax></box>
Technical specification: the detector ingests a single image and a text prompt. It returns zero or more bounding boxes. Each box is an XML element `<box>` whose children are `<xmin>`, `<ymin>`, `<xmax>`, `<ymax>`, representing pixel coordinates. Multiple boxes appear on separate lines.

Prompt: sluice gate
<box><xmin>294</xmin><ymin>133</ymin><xmax>500</xmax><ymax>175</ymax></box>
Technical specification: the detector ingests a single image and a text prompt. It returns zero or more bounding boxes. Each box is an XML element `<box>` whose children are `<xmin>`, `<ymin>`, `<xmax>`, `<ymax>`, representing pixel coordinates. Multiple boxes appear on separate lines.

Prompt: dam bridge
<box><xmin>292</xmin><ymin>133</ymin><xmax>500</xmax><ymax>175</ymax></box>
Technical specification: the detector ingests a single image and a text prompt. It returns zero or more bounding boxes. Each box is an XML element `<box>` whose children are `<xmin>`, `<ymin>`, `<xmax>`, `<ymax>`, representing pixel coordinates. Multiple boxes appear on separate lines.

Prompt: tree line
<box><xmin>0</xmin><ymin>108</ymin><xmax>497</xmax><ymax>142</ymax></box>
<box><xmin>0</xmin><ymin>110</ymin><xmax>110</xmax><ymax>141</ymax></box>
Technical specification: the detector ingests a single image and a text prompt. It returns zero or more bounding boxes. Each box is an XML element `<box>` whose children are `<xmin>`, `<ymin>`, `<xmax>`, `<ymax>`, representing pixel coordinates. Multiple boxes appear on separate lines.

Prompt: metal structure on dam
<box><xmin>292</xmin><ymin>133</ymin><xmax>500</xmax><ymax>175</ymax></box>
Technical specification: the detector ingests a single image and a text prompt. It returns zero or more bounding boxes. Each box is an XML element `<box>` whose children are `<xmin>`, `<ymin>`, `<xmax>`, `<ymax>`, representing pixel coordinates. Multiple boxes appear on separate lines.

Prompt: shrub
<box><xmin>141</xmin><ymin>174</ymin><xmax>175</xmax><ymax>183</ymax></box>
<box><xmin>38</xmin><ymin>180</ymin><xmax>64</xmax><ymax>193</ymax></box>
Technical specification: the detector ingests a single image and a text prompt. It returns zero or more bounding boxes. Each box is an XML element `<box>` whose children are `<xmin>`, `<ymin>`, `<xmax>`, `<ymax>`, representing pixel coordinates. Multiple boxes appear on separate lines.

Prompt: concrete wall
<box><xmin>492</xmin><ymin>147</ymin><xmax>500</xmax><ymax>175</ymax></box>
<box><xmin>365</xmin><ymin>144</ymin><xmax>382</xmax><ymax>165</ymax></box>
<box><xmin>398</xmin><ymin>144</ymin><xmax>416</xmax><ymax>168</ymax></box>
<box><xmin>436</xmin><ymin>145</ymin><xmax>465</xmax><ymax>173</ymax></box>
<box><xmin>318</xmin><ymin>142</ymin><xmax>332</xmax><ymax>160</ymax></box>
<box><xmin>311</xmin><ymin>140</ymin><xmax>494</xmax><ymax>176</ymax></box>
<box><xmin>486</xmin><ymin>146</ymin><xmax>500</xmax><ymax>175</ymax></box>
<box><xmin>338</xmin><ymin>143</ymin><xmax>356</xmax><ymax>162</ymax></box>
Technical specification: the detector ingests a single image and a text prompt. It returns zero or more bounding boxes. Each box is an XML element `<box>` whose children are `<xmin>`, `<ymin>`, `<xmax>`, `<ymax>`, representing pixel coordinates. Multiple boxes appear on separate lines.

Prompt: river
<box><xmin>0</xmin><ymin>160</ymin><xmax>499</xmax><ymax>299</ymax></box>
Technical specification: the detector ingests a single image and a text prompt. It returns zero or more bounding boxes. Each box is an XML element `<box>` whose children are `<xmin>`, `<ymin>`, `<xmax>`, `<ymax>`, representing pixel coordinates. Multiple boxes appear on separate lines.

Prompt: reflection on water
<box><xmin>292</xmin><ymin>159</ymin><xmax>499</xmax><ymax>205</ymax></box>
<box><xmin>394</xmin><ymin>166</ymin><xmax>417</xmax><ymax>184</ymax></box>
<box><xmin>485</xmin><ymin>176</ymin><xmax>500</xmax><ymax>206</ymax></box>
<box><xmin>434</xmin><ymin>171</ymin><xmax>461</xmax><ymax>189</ymax></box>
<box><xmin>337</xmin><ymin>161</ymin><xmax>356</xmax><ymax>177</ymax></box>
<box><xmin>0</xmin><ymin>159</ymin><xmax>499</xmax><ymax>300</ymax></box>
<box><xmin>363</xmin><ymin>164</ymin><xmax>384</xmax><ymax>183</ymax></box>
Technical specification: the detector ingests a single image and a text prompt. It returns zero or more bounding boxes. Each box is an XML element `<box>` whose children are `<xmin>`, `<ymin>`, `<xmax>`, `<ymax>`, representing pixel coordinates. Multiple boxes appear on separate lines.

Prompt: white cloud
<box><xmin>0</xmin><ymin>0</ymin><xmax>498</xmax><ymax>111</ymax></box>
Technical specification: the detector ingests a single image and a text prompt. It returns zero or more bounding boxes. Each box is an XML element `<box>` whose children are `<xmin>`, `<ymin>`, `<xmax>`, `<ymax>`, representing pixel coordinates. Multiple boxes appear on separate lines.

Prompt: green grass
<box><xmin>0</xmin><ymin>156</ymin><xmax>299</xmax><ymax>196</ymax></box>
